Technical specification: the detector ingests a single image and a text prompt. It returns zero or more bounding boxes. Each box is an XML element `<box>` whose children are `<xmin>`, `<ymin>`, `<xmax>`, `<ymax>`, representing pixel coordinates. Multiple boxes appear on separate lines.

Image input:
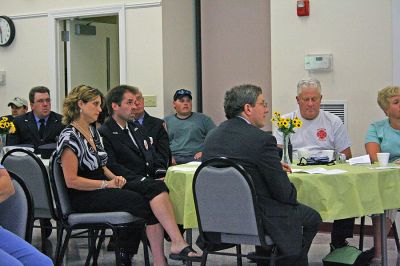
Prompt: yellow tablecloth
<box><xmin>165</xmin><ymin>163</ymin><xmax>400</xmax><ymax>229</ymax></box>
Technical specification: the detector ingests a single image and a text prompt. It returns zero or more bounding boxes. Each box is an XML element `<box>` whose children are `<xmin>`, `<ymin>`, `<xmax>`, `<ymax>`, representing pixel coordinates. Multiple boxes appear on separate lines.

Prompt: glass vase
<box><xmin>0</xmin><ymin>134</ymin><xmax>6</xmax><ymax>157</ymax></box>
<box><xmin>282</xmin><ymin>133</ymin><xmax>291</xmax><ymax>165</ymax></box>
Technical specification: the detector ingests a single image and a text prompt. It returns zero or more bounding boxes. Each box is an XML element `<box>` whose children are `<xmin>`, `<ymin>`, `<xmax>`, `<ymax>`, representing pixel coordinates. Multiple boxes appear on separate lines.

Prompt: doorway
<box><xmin>49</xmin><ymin>4</ymin><xmax>127</xmax><ymax>111</ymax></box>
<box><xmin>62</xmin><ymin>15</ymin><xmax>120</xmax><ymax>97</ymax></box>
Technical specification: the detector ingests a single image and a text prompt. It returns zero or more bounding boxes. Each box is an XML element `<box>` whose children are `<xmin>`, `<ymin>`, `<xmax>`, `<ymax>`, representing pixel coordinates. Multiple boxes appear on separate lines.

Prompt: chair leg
<box><xmin>85</xmin><ymin>230</ymin><xmax>98</xmax><ymax>266</ymax></box>
<box><xmin>93</xmin><ymin>229</ymin><xmax>106</xmax><ymax>264</ymax></box>
<box><xmin>54</xmin><ymin>227</ymin><xmax>64</xmax><ymax>265</ymax></box>
<box><xmin>200</xmin><ymin>250</ymin><xmax>208</xmax><ymax>266</ymax></box>
<box><xmin>392</xmin><ymin>221</ymin><xmax>400</xmax><ymax>253</ymax></box>
<box><xmin>141</xmin><ymin>229</ymin><xmax>150</xmax><ymax>266</ymax></box>
<box><xmin>359</xmin><ymin>216</ymin><xmax>365</xmax><ymax>250</ymax></box>
<box><xmin>57</xmin><ymin>229</ymin><xmax>72</xmax><ymax>266</ymax></box>
<box><xmin>269</xmin><ymin>246</ymin><xmax>277</xmax><ymax>266</ymax></box>
<box><xmin>40</xmin><ymin>222</ymin><xmax>47</xmax><ymax>252</ymax></box>
<box><xmin>236</xmin><ymin>245</ymin><xmax>242</xmax><ymax>266</ymax></box>
<box><xmin>112</xmin><ymin>229</ymin><xmax>122</xmax><ymax>266</ymax></box>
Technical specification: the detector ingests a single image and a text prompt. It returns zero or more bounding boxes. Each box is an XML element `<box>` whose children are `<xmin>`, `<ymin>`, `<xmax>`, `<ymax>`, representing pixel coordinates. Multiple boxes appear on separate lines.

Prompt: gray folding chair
<box><xmin>0</xmin><ymin>171</ymin><xmax>34</xmax><ymax>243</ymax></box>
<box><xmin>193</xmin><ymin>157</ymin><xmax>285</xmax><ymax>266</ymax></box>
<box><xmin>1</xmin><ymin>148</ymin><xmax>56</xmax><ymax>250</ymax></box>
<box><xmin>49</xmin><ymin>153</ymin><xmax>150</xmax><ymax>266</ymax></box>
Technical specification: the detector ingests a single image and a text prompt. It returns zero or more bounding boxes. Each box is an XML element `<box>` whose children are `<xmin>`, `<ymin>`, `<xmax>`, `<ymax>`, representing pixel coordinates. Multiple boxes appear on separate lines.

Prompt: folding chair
<box><xmin>0</xmin><ymin>171</ymin><xmax>34</xmax><ymax>243</ymax></box>
<box><xmin>193</xmin><ymin>157</ymin><xmax>286</xmax><ymax>266</ymax></box>
<box><xmin>1</xmin><ymin>148</ymin><xmax>56</xmax><ymax>251</ymax></box>
<box><xmin>49</xmin><ymin>153</ymin><xmax>150</xmax><ymax>266</ymax></box>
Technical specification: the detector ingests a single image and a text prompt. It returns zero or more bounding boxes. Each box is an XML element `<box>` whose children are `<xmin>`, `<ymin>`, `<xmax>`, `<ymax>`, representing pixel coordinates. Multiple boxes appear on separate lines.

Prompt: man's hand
<box><xmin>194</xmin><ymin>152</ymin><xmax>203</xmax><ymax>160</ymax></box>
<box><xmin>281</xmin><ymin>162</ymin><xmax>292</xmax><ymax>173</ymax></box>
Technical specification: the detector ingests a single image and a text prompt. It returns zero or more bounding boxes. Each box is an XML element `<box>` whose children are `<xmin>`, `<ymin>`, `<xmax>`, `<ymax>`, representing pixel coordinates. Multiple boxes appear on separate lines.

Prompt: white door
<box><xmin>64</xmin><ymin>16</ymin><xmax>120</xmax><ymax>96</ymax></box>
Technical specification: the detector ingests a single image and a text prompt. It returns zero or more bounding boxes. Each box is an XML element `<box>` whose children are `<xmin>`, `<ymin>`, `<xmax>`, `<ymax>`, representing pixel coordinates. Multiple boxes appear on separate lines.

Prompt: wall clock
<box><xmin>0</xmin><ymin>16</ymin><xmax>15</xmax><ymax>47</ymax></box>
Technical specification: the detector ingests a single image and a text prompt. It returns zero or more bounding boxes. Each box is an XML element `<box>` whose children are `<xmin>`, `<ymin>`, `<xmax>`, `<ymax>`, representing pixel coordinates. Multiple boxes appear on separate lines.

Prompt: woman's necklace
<box><xmin>71</xmin><ymin>121</ymin><xmax>95</xmax><ymax>147</ymax></box>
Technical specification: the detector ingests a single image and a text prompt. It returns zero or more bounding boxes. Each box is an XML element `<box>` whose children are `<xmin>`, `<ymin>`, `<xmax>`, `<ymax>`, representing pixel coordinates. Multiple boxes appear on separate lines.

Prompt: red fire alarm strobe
<box><xmin>297</xmin><ymin>0</ymin><xmax>310</xmax><ymax>16</ymax></box>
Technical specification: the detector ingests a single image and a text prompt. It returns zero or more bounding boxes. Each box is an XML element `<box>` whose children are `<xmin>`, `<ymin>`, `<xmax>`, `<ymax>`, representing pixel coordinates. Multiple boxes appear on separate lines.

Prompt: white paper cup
<box><xmin>377</xmin><ymin>152</ymin><xmax>390</xmax><ymax>167</ymax></box>
<box><xmin>321</xmin><ymin>150</ymin><xmax>334</xmax><ymax>161</ymax></box>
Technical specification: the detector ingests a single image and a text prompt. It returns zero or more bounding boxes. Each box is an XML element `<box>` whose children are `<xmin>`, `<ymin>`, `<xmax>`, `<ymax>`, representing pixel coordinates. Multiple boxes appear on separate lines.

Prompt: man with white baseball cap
<box><xmin>7</xmin><ymin>97</ymin><xmax>28</xmax><ymax>119</ymax></box>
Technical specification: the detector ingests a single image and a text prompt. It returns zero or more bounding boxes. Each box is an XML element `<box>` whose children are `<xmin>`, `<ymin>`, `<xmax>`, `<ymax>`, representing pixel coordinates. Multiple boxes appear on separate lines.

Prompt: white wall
<box><xmin>271</xmin><ymin>0</ymin><xmax>393</xmax><ymax>156</ymax></box>
<box><xmin>0</xmin><ymin>0</ymin><xmax>164</xmax><ymax>117</ymax></box>
<box><xmin>125</xmin><ymin>4</ymin><xmax>164</xmax><ymax>117</ymax></box>
<box><xmin>0</xmin><ymin>16</ymin><xmax>49</xmax><ymax>113</ymax></box>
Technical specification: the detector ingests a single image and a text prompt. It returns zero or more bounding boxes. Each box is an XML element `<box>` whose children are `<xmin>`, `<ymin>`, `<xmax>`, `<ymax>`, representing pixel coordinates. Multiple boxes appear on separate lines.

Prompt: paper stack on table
<box><xmin>291</xmin><ymin>167</ymin><xmax>348</xmax><ymax>175</ymax></box>
<box><xmin>347</xmin><ymin>155</ymin><xmax>371</xmax><ymax>165</ymax></box>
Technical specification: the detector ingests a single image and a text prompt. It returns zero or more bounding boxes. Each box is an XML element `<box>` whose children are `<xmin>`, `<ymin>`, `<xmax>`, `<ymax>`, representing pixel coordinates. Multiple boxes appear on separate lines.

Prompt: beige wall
<box><xmin>162</xmin><ymin>0</ymin><xmax>197</xmax><ymax>116</ymax></box>
<box><xmin>201</xmin><ymin>0</ymin><xmax>272</xmax><ymax>128</ymax></box>
<box><xmin>271</xmin><ymin>0</ymin><xmax>393</xmax><ymax>156</ymax></box>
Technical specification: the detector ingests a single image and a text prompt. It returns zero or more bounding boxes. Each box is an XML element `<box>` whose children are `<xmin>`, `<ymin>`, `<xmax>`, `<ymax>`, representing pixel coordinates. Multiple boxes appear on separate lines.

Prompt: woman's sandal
<box><xmin>169</xmin><ymin>246</ymin><xmax>203</xmax><ymax>262</ymax></box>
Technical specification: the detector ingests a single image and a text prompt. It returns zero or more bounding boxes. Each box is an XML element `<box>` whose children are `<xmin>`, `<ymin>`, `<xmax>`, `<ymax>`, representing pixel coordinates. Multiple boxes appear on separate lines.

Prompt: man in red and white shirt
<box><xmin>273</xmin><ymin>78</ymin><xmax>353</xmax><ymax>251</ymax></box>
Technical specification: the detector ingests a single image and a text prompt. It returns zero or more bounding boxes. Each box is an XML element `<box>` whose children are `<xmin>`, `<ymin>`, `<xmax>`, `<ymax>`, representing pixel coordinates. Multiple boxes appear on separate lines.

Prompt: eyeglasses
<box><xmin>256</xmin><ymin>101</ymin><xmax>268</xmax><ymax>108</ymax></box>
<box><xmin>34</xmin><ymin>98</ymin><xmax>51</xmax><ymax>104</ymax></box>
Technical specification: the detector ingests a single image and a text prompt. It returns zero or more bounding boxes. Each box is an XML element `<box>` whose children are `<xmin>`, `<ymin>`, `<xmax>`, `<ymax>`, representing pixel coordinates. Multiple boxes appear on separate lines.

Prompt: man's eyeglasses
<box><xmin>34</xmin><ymin>98</ymin><xmax>51</xmax><ymax>104</ymax></box>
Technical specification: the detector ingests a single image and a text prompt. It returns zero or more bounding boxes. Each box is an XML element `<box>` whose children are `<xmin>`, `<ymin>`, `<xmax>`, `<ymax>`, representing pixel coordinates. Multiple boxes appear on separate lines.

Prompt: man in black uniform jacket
<box><xmin>129</xmin><ymin>86</ymin><xmax>171</xmax><ymax>167</ymax></box>
<box><xmin>7</xmin><ymin>86</ymin><xmax>64</xmax><ymax>150</ymax></box>
<box><xmin>202</xmin><ymin>84</ymin><xmax>321</xmax><ymax>266</ymax></box>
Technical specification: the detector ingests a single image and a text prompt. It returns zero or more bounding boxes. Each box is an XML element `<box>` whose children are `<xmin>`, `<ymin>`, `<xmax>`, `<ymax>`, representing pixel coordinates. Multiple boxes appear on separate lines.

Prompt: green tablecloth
<box><xmin>165</xmin><ymin>163</ymin><xmax>400</xmax><ymax>229</ymax></box>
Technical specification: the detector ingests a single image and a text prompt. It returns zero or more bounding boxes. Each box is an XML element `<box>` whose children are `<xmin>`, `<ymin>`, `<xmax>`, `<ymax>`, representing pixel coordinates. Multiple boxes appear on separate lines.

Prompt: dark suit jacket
<box><xmin>136</xmin><ymin>112</ymin><xmax>171</xmax><ymax>166</ymax></box>
<box><xmin>7</xmin><ymin>111</ymin><xmax>64</xmax><ymax>149</ymax></box>
<box><xmin>98</xmin><ymin>117</ymin><xmax>166</xmax><ymax>181</ymax></box>
<box><xmin>202</xmin><ymin>117</ymin><xmax>302</xmax><ymax>256</ymax></box>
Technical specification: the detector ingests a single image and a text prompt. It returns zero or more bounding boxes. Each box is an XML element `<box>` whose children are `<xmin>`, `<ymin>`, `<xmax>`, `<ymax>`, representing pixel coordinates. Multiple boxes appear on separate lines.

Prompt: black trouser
<box><xmin>70</xmin><ymin>188</ymin><xmax>157</xmax><ymax>253</ymax></box>
<box><xmin>257</xmin><ymin>203</ymin><xmax>322</xmax><ymax>266</ymax></box>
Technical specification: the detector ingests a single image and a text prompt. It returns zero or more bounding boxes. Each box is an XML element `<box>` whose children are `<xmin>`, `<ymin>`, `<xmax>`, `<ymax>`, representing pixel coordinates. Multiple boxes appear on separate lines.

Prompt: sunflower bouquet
<box><xmin>0</xmin><ymin>116</ymin><xmax>16</xmax><ymax>135</ymax></box>
<box><xmin>271</xmin><ymin>112</ymin><xmax>302</xmax><ymax>135</ymax></box>
<box><xmin>271</xmin><ymin>112</ymin><xmax>302</xmax><ymax>164</ymax></box>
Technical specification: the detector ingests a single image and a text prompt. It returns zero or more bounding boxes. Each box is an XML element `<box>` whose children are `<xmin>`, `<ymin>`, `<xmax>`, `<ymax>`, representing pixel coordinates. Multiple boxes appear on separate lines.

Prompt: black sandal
<box><xmin>169</xmin><ymin>246</ymin><xmax>202</xmax><ymax>262</ymax></box>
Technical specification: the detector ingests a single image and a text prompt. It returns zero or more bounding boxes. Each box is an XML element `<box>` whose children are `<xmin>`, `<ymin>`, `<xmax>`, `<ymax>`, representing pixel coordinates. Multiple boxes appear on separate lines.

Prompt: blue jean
<box><xmin>0</xmin><ymin>227</ymin><xmax>53</xmax><ymax>266</ymax></box>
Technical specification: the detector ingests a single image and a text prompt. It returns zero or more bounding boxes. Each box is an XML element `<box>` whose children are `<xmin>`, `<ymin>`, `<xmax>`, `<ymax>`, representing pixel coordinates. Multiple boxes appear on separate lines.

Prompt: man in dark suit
<box><xmin>98</xmin><ymin>86</ymin><xmax>167</xmax><ymax>181</ymax></box>
<box><xmin>202</xmin><ymin>84</ymin><xmax>321</xmax><ymax>266</ymax></box>
<box><xmin>128</xmin><ymin>87</ymin><xmax>171</xmax><ymax>166</ymax></box>
<box><xmin>7</xmin><ymin>86</ymin><xmax>64</xmax><ymax>150</ymax></box>
<box><xmin>98</xmin><ymin>85</ymin><xmax>170</xmax><ymax>258</ymax></box>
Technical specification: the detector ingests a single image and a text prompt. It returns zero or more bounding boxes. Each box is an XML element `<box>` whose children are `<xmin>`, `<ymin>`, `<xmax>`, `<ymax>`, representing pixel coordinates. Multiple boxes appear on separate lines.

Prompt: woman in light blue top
<box><xmin>365</xmin><ymin>86</ymin><xmax>400</xmax><ymax>264</ymax></box>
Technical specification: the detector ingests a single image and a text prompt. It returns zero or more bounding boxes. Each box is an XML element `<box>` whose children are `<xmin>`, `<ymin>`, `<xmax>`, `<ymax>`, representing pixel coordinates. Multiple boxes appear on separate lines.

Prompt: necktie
<box><xmin>38</xmin><ymin>119</ymin><xmax>45</xmax><ymax>139</ymax></box>
<box><xmin>123</xmin><ymin>128</ymin><xmax>138</xmax><ymax>148</ymax></box>
<box><xmin>134</xmin><ymin>120</ymin><xmax>141</xmax><ymax>127</ymax></box>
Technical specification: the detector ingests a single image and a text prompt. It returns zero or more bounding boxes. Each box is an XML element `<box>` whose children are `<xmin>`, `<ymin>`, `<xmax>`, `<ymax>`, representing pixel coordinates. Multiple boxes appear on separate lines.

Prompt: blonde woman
<box><xmin>365</xmin><ymin>86</ymin><xmax>400</xmax><ymax>265</ymax></box>
<box><xmin>55</xmin><ymin>85</ymin><xmax>200</xmax><ymax>266</ymax></box>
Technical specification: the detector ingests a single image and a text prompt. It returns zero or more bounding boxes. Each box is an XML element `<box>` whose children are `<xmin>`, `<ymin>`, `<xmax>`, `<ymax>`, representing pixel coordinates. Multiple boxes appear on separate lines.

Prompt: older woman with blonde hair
<box><xmin>365</xmin><ymin>85</ymin><xmax>400</xmax><ymax>265</ymax></box>
<box><xmin>56</xmin><ymin>85</ymin><xmax>200</xmax><ymax>266</ymax></box>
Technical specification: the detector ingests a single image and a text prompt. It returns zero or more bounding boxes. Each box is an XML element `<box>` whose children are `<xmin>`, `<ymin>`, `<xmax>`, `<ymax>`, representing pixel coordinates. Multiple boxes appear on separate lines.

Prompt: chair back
<box><xmin>193</xmin><ymin>157</ymin><xmax>267</xmax><ymax>246</ymax></box>
<box><xmin>49</xmin><ymin>153</ymin><xmax>72</xmax><ymax>221</ymax></box>
<box><xmin>0</xmin><ymin>172</ymin><xmax>34</xmax><ymax>242</ymax></box>
<box><xmin>1</xmin><ymin>148</ymin><xmax>55</xmax><ymax>220</ymax></box>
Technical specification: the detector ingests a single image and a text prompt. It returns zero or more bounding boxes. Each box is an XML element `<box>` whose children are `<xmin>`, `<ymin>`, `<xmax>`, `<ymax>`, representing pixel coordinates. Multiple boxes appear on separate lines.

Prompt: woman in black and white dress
<box><xmin>55</xmin><ymin>85</ymin><xmax>200</xmax><ymax>266</ymax></box>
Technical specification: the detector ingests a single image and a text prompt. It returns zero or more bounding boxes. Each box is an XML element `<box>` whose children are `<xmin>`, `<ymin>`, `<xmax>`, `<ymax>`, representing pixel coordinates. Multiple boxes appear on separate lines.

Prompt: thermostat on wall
<box><xmin>304</xmin><ymin>54</ymin><xmax>332</xmax><ymax>71</ymax></box>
